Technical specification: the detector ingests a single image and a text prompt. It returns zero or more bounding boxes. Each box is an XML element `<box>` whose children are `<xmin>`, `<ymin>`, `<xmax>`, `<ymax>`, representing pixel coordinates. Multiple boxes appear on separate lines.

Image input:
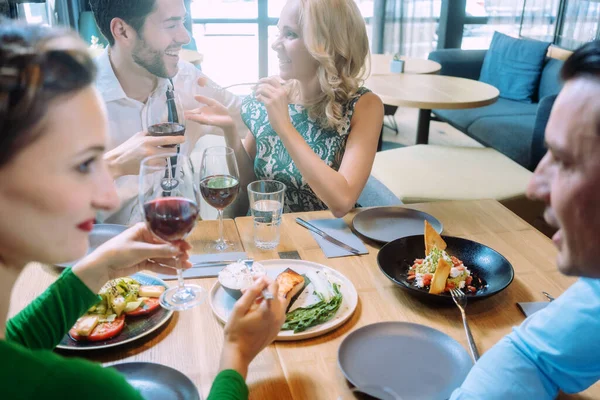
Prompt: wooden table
<box><xmin>9</xmin><ymin>201</ymin><xmax>600</xmax><ymax>399</ymax></box>
<box><xmin>367</xmin><ymin>74</ymin><xmax>499</xmax><ymax>145</ymax></box>
<box><xmin>368</xmin><ymin>55</ymin><xmax>441</xmax><ymax>151</ymax></box>
<box><xmin>368</xmin><ymin>54</ymin><xmax>441</xmax><ymax>76</ymax></box>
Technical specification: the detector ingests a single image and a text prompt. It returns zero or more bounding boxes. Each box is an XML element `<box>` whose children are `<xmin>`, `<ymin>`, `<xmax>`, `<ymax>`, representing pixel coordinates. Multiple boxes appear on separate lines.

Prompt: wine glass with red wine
<box><xmin>139</xmin><ymin>153</ymin><xmax>205</xmax><ymax>311</ymax></box>
<box><xmin>200</xmin><ymin>146</ymin><xmax>240</xmax><ymax>251</ymax></box>
<box><xmin>146</xmin><ymin>84</ymin><xmax>186</xmax><ymax>148</ymax></box>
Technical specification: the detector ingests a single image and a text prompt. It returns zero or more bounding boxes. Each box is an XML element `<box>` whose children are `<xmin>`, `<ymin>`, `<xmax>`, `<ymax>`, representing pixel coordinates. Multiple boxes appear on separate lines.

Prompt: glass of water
<box><xmin>248</xmin><ymin>180</ymin><xmax>286</xmax><ymax>250</ymax></box>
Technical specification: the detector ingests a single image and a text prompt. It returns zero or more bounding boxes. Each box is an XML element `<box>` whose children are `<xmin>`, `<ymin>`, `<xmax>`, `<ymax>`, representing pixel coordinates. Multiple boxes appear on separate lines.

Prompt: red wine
<box><xmin>200</xmin><ymin>175</ymin><xmax>240</xmax><ymax>210</ymax></box>
<box><xmin>144</xmin><ymin>197</ymin><xmax>199</xmax><ymax>242</ymax></box>
<box><xmin>148</xmin><ymin>122</ymin><xmax>185</xmax><ymax>148</ymax></box>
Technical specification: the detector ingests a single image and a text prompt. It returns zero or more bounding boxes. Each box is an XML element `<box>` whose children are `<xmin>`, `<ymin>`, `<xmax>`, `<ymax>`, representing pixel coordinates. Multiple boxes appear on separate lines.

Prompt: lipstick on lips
<box><xmin>77</xmin><ymin>219</ymin><xmax>95</xmax><ymax>232</ymax></box>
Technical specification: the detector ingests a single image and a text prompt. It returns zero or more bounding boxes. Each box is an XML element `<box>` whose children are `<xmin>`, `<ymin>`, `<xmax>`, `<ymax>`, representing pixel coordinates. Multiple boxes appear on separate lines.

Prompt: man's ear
<box><xmin>110</xmin><ymin>17</ymin><xmax>135</xmax><ymax>45</ymax></box>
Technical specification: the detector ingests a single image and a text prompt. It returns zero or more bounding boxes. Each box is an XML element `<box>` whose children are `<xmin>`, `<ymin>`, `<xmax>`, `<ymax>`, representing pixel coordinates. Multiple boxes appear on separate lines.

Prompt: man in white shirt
<box><xmin>89</xmin><ymin>0</ymin><xmax>246</xmax><ymax>224</ymax></box>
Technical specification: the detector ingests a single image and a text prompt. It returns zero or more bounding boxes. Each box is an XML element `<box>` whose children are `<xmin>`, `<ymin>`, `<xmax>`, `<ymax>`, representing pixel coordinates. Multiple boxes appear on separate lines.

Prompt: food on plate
<box><xmin>218</xmin><ymin>261</ymin><xmax>266</xmax><ymax>299</ymax></box>
<box><xmin>281</xmin><ymin>269</ymin><xmax>343</xmax><ymax>333</ymax></box>
<box><xmin>276</xmin><ymin>268</ymin><xmax>305</xmax><ymax>300</ymax></box>
<box><xmin>407</xmin><ymin>221</ymin><xmax>478</xmax><ymax>294</ymax></box>
<box><xmin>68</xmin><ymin>277</ymin><xmax>164</xmax><ymax>342</ymax></box>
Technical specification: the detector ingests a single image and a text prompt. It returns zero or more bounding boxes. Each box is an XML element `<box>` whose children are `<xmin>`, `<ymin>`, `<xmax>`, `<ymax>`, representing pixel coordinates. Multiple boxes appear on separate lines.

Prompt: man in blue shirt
<box><xmin>451</xmin><ymin>40</ymin><xmax>600</xmax><ymax>399</ymax></box>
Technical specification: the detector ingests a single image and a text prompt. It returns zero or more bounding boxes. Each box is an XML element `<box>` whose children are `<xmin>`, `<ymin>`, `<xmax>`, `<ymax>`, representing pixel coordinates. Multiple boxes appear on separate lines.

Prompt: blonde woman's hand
<box><xmin>219</xmin><ymin>276</ymin><xmax>287</xmax><ymax>379</ymax></box>
<box><xmin>72</xmin><ymin>222</ymin><xmax>192</xmax><ymax>293</ymax></box>
<box><xmin>254</xmin><ymin>77</ymin><xmax>293</xmax><ymax>135</ymax></box>
<box><xmin>185</xmin><ymin>95</ymin><xmax>235</xmax><ymax>130</ymax></box>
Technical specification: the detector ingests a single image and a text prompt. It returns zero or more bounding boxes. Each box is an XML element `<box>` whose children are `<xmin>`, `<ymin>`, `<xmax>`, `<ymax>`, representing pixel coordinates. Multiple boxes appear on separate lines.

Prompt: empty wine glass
<box><xmin>139</xmin><ymin>153</ymin><xmax>205</xmax><ymax>311</ymax></box>
<box><xmin>199</xmin><ymin>146</ymin><xmax>240</xmax><ymax>251</ymax></box>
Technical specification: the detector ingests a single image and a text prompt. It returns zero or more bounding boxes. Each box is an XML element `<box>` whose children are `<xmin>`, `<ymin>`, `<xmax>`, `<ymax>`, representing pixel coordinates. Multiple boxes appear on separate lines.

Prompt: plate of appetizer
<box><xmin>56</xmin><ymin>224</ymin><xmax>129</xmax><ymax>268</ymax></box>
<box><xmin>209</xmin><ymin>259</ymin><xmax>358</xmax><ymax>341</ymax></box>
<box><xmin>58</xmin><ymin>273</ymin><xmax>173</xmax><ymax>350</ymax></box>
<box><xmin>377</xmin><ymin>221</ymin><xmax>514</xmax><ymax>302</ymax></box>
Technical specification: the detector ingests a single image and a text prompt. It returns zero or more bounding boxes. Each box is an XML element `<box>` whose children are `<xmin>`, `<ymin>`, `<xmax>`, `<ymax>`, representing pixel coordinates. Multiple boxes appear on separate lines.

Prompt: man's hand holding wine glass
<box><xmin>103</xmin><ymin>130</ymin><xmax>186</xmax><ymax>178</ymax></box>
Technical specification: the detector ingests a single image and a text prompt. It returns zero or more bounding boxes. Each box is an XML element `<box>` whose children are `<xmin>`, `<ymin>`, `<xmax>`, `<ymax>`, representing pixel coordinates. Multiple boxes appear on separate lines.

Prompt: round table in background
<box><xmin>366</xmin><ymin>74</ymin><xmax>499</xmax><ymax>144</ymax></box>
<box><xmin>368</xmin><ymin>54</ymin><xmax>441</xmax><ymax>76</ymax></box>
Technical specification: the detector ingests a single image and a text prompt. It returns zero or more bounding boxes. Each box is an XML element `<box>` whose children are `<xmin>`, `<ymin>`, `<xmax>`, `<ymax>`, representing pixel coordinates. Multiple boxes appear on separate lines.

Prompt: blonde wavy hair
<box><xmin>288</xmin><ymin>0</ymin><xmax>370</xmax><ymax>132</ymax></box>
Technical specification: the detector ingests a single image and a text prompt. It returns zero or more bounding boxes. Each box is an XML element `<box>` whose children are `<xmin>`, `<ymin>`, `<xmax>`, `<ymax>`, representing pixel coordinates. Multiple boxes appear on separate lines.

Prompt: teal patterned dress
<box><xmin>241</xmin><ymin>87</ymin><xmax>370</xmax><ymax>213</ymax></box>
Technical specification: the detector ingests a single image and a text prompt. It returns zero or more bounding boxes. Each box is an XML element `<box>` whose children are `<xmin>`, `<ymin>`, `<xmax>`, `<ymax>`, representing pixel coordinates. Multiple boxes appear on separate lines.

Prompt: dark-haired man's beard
<box><xmin>132</xmin><ymin>37</ymin><xmax>172</xmax><ymax>79</ymax></box>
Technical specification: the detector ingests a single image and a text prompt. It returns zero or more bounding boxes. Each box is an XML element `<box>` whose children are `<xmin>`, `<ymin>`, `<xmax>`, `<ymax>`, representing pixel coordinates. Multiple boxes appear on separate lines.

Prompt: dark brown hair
<box><xmin>561</xmin><ymin>40</ymin><xmax>600</xmax><ymax>82</ymax></box>
<box><xmin>0</xmin><ymin>20</ymin><xmax>96</xmax><ymax>167</ymax></box>
<box><xmin>89</xmin><ymin>0</ymin><xmax>157</xmax><ymax>46</ymax></box>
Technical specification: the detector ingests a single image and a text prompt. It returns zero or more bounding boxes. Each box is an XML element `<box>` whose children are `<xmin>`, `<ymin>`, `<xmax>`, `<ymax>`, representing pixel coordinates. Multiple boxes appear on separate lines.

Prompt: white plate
<box><xmin>209</xmin><ymin>259</ymin><xmax>358</xmax><ymax>341</ymax></box>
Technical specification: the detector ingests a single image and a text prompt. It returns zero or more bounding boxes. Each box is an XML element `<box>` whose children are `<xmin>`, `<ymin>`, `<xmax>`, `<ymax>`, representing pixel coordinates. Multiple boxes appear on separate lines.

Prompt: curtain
<box><xmin>519</xmin><ymin>0</ymin><xmax>559</xmax><ymax>43</ymax></box>
<box><xmin>558</xmin><ymin>0</ymin><xmax>600</xmax><ymax>49</ymax></box>
<box><xmin>372</xmin><ymin>0</ymin><xmax>440</xmax><ymax>58</ymax></box>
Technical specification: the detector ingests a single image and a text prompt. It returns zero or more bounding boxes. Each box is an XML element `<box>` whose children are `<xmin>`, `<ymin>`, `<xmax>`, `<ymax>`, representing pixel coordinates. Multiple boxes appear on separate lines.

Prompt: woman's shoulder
<box><xmin>337</xmin><ymin>87</ymin><xmax>380</xmax><ymax>135</ymax></box>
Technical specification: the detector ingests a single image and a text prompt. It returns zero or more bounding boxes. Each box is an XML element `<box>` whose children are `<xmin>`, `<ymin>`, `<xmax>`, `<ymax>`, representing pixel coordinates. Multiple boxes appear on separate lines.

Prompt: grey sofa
<box><xmin>428</xmin><ymin>49</ymin><xmax>564</xmax><ymax>171</ymax></box>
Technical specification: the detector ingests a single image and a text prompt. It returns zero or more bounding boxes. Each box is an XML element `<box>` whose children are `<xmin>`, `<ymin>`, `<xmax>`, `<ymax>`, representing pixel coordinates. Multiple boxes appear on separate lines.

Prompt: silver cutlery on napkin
<box><xmin>295</xmin><ymin>217</ymin><xmax>362</xmax><ymax>255</ymax></box>
<box><xmin>450</xmin><ymin>288</ymin><xmax>480</xmax><ymax>363</ymax></box>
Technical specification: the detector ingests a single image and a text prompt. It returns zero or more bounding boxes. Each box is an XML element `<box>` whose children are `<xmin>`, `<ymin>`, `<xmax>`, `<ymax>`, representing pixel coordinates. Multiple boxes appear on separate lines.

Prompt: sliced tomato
<box><xmin>422</xmin><ymin>273</ymin><xmax>433</xmax><ymax>287</ymax></box>
<box><xmin>125</xmin><ymin>298</ymin><xmax>161</xmax><ymax>317</ymax></box>
<box><xmin>450</xmin><ymin>256</ymin><xmax>463</xmax><ymax>266</ymax></box>
<box><xmin>69</xmin><ymin>315</ymin><xmax>125</xmax><ymax>342</ymax></box>
<box><xmin>465</xmin><ymin>276</ymin><xmax>473</xmax><ymax>285</ymax></box>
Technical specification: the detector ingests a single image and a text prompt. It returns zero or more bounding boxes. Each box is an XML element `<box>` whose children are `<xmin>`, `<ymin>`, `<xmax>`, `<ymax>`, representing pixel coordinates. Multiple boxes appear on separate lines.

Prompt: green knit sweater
<box><xmin>1</xmin><ymin>268</ymin><xmax>248</xmax><ymax>399</ymax></box>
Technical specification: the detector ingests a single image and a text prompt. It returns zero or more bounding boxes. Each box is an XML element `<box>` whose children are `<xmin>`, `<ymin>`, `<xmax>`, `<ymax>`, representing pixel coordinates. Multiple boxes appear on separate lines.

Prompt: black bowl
<box><xmin>377</xmin><ymin>235</ymin><xmax>514</xmax><ymax>303</ymax></box>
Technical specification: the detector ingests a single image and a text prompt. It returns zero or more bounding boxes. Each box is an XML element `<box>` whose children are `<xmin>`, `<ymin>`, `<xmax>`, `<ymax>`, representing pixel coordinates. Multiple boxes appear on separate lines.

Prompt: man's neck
<box><xmin>109</xmin><ymin>46</ymin><xmax>158</xmax><ymax>103</ymax></box>
<box><xmin>0</xmin><ymin>261</ymin><xmax>23</xmax><ymax>341</ymax></box>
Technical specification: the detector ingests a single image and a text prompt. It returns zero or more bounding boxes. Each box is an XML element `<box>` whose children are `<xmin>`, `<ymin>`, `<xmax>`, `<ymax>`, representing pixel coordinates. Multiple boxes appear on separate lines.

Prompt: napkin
<box><xmin>517</xmin><ymin>301</ymin><xmax>549</xmax><ymax>317</ymax></box>
<box><xmin>307</xmin><ymin>218</ymin><xmax>368</xmax><ymax>258</ymax></box>
<box><xmin>155</xmin><ymin>252</ymin><xmax>247</xmax><ymax>280</ymax></box>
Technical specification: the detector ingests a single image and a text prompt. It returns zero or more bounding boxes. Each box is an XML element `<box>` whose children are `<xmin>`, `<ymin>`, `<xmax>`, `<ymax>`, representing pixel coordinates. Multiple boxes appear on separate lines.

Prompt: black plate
<box><xmin>110</xmin><ymin>362</ymin><xmax>200</xmax><ymax>400</ymax></box>
<box><xmin>352</xmin><ymin>207</ymin><xmax>443</xmax><ymax>244</ymax></box>
<box><xmin>57</xmin><ymin>273</ymin><xmax>173</xmax><ymax>350</ymax></box>
<box><xmin>377</xmin><ymin>235</ymin><xmax>514</xmax><ymax>302</ymax></box>
<box><xmin>56</xmin><ymin>224</ymin><xmax>128</xmax><ymax>268</ymax></box>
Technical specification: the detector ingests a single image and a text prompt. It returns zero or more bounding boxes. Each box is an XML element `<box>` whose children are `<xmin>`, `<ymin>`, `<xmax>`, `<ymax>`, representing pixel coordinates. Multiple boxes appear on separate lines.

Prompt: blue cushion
<box><xmin>434</xmin><ymin>98</ymin><xmax>538</xmax><ymax>132</ymax></box>
<box><xmin>479</xmin><ymin>32</ymin><xmax>550</xmax><ymax>103</ymax></box>
<box><xmin>538</xmin><ymin>58</ymin><xmax>564</xmax><ymax>100</ymax></box>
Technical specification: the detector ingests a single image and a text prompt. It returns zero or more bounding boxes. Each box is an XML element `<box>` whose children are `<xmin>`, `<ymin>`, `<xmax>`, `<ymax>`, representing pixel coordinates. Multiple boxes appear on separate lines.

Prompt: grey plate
<box><xmin>338</xmin><ymin>322</ymin><xmax>472</xmax><ymax>400</ymax></box>
<box><xmin>352</xmin><ymin>207</ymin><xmax>443</xmax><ymax>244</ymax></box>
<box><xmin>56</xmin><ymin>224</ymin><xmax>128</xmax><ymax>268</ymax></box>
<box><xmin>110</xmin><ymin>362</ymin><xmax>200</xmax><ymax>400</ymax></box>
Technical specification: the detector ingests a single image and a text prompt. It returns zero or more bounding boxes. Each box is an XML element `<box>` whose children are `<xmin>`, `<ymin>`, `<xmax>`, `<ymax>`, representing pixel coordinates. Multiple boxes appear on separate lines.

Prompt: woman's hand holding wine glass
<box><xmin>72</xmin><ymin>222</ymin><xmax>192</xmax><ymax>294</ymax></box>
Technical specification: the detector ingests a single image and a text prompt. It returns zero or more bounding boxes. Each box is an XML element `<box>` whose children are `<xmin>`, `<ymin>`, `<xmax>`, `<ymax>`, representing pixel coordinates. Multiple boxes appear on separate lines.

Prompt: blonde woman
<box><xmin>187</xmin><ymin>0</ymin><xmax>384</xmax><ymax>217</ymax></box>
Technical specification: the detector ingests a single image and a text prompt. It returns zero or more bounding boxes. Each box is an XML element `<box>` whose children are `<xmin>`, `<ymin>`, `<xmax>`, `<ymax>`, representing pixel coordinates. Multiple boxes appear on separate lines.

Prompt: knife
<box><xmin>191</xmin><ymin>259</ymin><xmax>251</xmax><ymax>268</ymax></box>
<box><xmin>295</xmin><ymin>217</ymin><xmax>362</xmax><ymax>255</ymax></box>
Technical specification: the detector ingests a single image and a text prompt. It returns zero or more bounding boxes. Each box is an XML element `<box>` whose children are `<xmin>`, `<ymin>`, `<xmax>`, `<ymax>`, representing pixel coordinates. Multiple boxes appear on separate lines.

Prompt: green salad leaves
<box><xmin>282</xmin><ymin>283</ymin><xmax>343</xmax><ymax>333</ymax></box>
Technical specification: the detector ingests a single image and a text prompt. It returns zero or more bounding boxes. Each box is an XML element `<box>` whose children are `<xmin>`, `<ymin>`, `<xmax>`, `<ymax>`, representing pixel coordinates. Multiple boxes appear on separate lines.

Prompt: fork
<box><xmin>450</xmin><ymin>288</ymin><xmax>480</xmax><ymax>363</ymax></box>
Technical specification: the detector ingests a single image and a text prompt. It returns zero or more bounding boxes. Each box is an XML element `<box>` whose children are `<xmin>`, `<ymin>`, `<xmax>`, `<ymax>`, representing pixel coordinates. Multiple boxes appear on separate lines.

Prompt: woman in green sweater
<box><xmin>0</xmin><ymin>21</ymin><xmax>287</xmax><ymax>399</ymax></box>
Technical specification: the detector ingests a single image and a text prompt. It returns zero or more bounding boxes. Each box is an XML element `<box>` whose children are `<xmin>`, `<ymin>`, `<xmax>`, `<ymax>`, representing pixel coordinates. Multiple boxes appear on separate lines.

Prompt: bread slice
<box><xmin>276</xmin><ymin>268</ymin><xmax>305</xmax><ymax>301</ymax></box>
<box><xmin>425</xmin><ymin>220</ymin><xmax>446</xmax><ymax>255</ymax></box>
<box><xmin>429</xmin><ymin>257</ymin><xmax>452</xmax><ymax>295</ymax></box>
